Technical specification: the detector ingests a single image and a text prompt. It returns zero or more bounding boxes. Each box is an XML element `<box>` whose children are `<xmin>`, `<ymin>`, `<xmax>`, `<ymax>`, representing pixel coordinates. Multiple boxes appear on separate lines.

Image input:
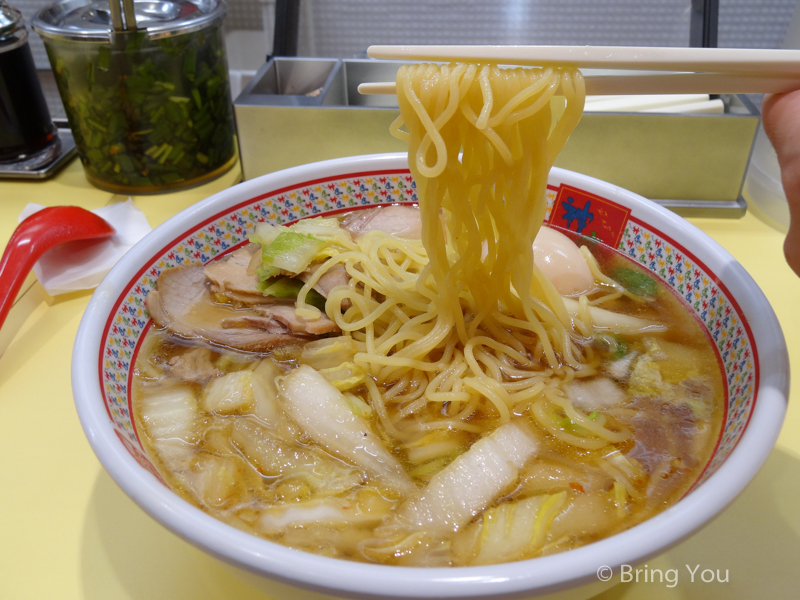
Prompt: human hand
<box><xmin>762</xmin><ymin>91</ymin><xmax>800</xmax><ymax>276</ymax></box>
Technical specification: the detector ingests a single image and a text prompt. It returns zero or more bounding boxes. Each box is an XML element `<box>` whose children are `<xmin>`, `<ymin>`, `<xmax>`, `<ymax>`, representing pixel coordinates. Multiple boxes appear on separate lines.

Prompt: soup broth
<box><xmin>131</xmin><ymin>220</ymin><xmax>723</xmax><ymax>567</ymax></box>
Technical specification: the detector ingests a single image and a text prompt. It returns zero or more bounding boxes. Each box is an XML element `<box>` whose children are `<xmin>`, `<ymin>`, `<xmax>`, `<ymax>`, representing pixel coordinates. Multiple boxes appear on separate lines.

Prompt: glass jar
<box><xmin>33</xmin><ymin>0</ymin><xmax>237</xmax><ymax>194</ymax></box>
<box><xmin>0</xmin><ymin>1</ymin><xmax>58</xmax><ymax>163</ymax></box>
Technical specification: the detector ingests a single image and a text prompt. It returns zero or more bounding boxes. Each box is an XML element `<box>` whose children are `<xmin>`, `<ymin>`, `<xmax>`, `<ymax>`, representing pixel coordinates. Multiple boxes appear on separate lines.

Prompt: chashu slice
<box><xmin>222</xmin><ymin>304</ymin><xmax>339</xmax><ymax>336</ymax></box>
<box><xmin>146</xmin><ymin>265</ymin><xmax>337</xmax><ymax>352</ymax></box>
<box><xmin>204</xmin><ymin>244</ymin><xmax>264</xmax><ymax>304</ymax></box>
<box><xmin>251</xmin><ymin>304</ymin><xmax>339</xmax><ymax>336</ymax></box>
<box><xmin>341</xmin><ymin>205</ymin><xmax>422</xmax><ymax>239</ymax></box>
<box><xmin>206</xmin><ymin>244</ymin><xmax>349</xmax><ymax>306</ymax></box>
<box><xmin>298</xmin><ymin>262</ymin><xmax>351</xmax><ymax>310</ymax></box>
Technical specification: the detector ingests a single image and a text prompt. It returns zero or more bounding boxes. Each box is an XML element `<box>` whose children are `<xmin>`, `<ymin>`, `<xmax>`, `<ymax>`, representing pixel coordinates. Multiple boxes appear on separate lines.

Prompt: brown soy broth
<box><xmin>0</xmin><ymin>42</ymin><xmax>55</xmax><ymax>161</ymax></box>
<box><xmin>568</xmin><ymin>229</ymin><xmax>721</xmax><ymax>348</ymax></box>
<box><xmin>131</xmin><ymin>226</ymin><xmax>725</xmax><ymax>566</ymax></box>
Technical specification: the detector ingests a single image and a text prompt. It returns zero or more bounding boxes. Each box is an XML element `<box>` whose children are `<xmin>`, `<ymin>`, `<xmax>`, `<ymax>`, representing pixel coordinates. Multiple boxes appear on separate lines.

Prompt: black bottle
<box><xmin>0</xmin><ymin>1</ymin><xmax>57</xmax><ymax>162</ymax></box>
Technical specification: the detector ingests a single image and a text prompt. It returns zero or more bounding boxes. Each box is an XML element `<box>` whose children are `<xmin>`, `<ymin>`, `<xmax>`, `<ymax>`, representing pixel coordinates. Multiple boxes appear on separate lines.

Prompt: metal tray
<box><xmin>235</xmin><ymin>58</ymin><xmax>760</xmax><ymax>218</ymax></box>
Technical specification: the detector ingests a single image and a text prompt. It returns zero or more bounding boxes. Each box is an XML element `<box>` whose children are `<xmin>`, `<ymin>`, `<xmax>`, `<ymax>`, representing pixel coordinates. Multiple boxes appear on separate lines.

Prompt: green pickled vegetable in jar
<box><xmin>34</xmin><ymin>0</ymin><xmax>236</xmax><ymax>194</ymax></box>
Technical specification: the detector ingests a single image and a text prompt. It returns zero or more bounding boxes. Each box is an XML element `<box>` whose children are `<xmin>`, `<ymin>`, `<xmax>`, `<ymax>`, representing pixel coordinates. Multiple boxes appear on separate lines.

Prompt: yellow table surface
<box><xmin>1</xmin><ymin>160</ymin><xmax>799</xmax><ymax>600</ymax></box>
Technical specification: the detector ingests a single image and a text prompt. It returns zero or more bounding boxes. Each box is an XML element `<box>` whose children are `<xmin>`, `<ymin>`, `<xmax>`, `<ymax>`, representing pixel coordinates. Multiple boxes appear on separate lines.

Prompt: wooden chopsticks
<box><xmin>358</xmin><ymin>45</ymin><xmax>800</xmax><ymax>97</ymax></box>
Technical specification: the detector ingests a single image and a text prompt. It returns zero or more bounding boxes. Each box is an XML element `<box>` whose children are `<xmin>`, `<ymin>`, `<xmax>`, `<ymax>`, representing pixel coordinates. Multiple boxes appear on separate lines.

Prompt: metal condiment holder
<box><xmin>235</xmin><ymin>57</ymin><xmax>760</xmax><ymax>219</ymax></box>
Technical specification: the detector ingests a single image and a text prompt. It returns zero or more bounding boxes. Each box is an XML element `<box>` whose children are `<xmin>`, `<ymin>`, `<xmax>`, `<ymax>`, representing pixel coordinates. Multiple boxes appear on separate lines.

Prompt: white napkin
<box><xmin>19</xmin><ymin>199</ymin><xmax>152</xmax><ymax>296</ymax></box>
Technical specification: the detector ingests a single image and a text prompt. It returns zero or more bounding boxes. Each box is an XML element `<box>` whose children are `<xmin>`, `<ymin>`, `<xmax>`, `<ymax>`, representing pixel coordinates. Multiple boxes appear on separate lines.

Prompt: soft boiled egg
<box><xmin>533</xmin><ymin>227</ymin><xmax>594</xmax><ymax>296</ymax></box>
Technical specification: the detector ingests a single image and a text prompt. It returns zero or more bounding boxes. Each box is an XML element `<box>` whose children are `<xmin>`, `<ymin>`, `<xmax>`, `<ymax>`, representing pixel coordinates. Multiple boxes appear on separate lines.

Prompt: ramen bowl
<box><xmin>72</xmin><ymin>153</ymin><xmax>788</xmax><ymax>600</ymax></box>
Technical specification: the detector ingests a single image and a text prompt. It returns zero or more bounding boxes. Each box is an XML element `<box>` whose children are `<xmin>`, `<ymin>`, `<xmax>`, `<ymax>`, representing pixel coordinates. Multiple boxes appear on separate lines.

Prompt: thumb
<box><xmin>762</xmin><ymin>91</ymin><xmax>800</xmax><ymax>276</ymax></box>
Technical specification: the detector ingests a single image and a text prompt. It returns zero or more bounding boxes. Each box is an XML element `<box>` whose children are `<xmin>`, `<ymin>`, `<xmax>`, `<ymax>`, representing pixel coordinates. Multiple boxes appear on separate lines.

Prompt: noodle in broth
<box><xmin>131</xmin><ymin>62</ymin><xmax>723</xmax><ymax>566</ymax></box>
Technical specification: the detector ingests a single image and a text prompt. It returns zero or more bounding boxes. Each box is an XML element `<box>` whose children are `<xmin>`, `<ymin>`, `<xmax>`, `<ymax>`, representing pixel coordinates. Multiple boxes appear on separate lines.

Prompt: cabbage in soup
<box><xmin>131</xmin><ymin>206</ymin><xmax>723</xmax><ymax>567</ymax></box>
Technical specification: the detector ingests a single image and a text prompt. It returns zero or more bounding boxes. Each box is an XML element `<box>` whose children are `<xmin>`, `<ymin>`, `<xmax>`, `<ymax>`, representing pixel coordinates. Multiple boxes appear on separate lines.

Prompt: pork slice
<box><xmin>165</xmin><ymin>347</ymin><xmax>221</xmax><ymax>384</ymax></box>
<box><xmin>252</xmin><ymin>304</ymin><xmax>339</xmax><ymax>336</ymax></box>
<box><xmin>619</xmin><ymin>397</ymin><xmax>710</xmax><ymax>506</ymax></box>
<box><xmin>204</xmin><ymin>244</ymin><xmax>262</xmax><ymax>297</ymax></box>
<box><xmin>220</xmin><ymin>315</ymin><xmax>291</xmax><ymax>333</ymax></box>
<box><xmin>147</xmin><ymin>265</ymin><xmax>208</xmax><ymax>322</ymax></box>
<box><xmin>625</xmin><ymin>398</ymin><xmax>698</xmax><ymax>475</ymax></box>
<box><xmin>341</xmin><ymin>205</ymin><xmax>422</xmax><ymax>239</ymax></box>
<box><xmin>220</xmin><ymin>314</ymin><xmax>334</xmax><ymax>339</ymax></box>
<box><xmin>298</xmin><ymin>263</ymin><xmax>350</xmax><ymax>298</ymax></box>
<box><xmin>146</xmin><ymin>266</ymin><xmax>302</xmax><ymax>352</ymax></box>
<box><xmin>198</xmin><ymin>327</ymin><xmax>299</xmax><ymax>353</ymax></box>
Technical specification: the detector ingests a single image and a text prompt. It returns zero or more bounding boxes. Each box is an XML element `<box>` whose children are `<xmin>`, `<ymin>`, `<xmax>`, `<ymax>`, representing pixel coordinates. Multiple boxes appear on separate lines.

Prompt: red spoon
<box><xmin>0</xmin><ymin>206</ymin><xmax>116</xmax><ymax>331</ymax></box>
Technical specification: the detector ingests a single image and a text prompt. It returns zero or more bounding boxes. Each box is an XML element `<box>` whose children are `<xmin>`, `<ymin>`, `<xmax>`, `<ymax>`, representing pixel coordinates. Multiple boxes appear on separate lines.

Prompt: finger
<box><xmin>762</xmin><ymin>91</ymin><xmax>800</xmax><ymax>276</ymax></box>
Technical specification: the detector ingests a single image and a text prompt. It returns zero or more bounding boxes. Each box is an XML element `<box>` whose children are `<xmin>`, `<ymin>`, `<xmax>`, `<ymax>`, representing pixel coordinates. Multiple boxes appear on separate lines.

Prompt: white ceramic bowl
<box><xmin>72</xmin><ymin>153</ymin><xmax>788</xmax><ymax>600</ymax></box>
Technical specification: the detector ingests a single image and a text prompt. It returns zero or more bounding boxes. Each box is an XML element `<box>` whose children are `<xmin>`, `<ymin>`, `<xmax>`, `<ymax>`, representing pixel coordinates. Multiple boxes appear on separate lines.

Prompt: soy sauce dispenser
<box><xmin>0</xmin><ymin>1</ymin><xmax>58</xmax><ymax>164</ymax></box>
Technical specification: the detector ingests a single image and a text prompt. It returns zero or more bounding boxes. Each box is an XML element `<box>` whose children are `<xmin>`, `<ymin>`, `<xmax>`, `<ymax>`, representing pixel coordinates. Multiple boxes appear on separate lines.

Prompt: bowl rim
<box><xmin>72</xmin><ymin>152</ymin><xmax>789</xmax><ymax>599</ymax></box>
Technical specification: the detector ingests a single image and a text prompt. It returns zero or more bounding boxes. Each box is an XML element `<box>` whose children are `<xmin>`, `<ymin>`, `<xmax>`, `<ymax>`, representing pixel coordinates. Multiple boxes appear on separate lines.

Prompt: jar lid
<box><xmin>0</xmin><ymin>1</ymin><xmax>23</xmax><ymax>38</ymax></box>
<box><xmin>33</xmin><ymin>0</ymin><xmax>226</xmax><ymax>42</ymax></box>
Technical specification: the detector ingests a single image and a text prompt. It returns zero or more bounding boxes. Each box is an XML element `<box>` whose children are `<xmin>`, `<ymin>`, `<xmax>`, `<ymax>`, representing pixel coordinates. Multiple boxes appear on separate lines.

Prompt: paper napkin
<box><xmin>18</xmin><ymin>199</ymin><xmax>152</xmax><ymax>295</ymax></box>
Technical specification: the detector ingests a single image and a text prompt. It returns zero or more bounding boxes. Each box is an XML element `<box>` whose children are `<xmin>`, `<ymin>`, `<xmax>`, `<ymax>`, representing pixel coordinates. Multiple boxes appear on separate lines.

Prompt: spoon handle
<box><xmin>0</xmin><ymin>219</ymin><xmax>44</xmax><ymax>332</ymax></box>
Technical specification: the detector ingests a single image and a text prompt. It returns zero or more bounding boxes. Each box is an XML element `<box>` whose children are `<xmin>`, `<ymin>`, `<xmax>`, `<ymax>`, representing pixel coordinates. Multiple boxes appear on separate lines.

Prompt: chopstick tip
<box><xmin>358</xmin><ymin>82</ymin><xmax>397</xmax><ymax>95</ymax></box>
